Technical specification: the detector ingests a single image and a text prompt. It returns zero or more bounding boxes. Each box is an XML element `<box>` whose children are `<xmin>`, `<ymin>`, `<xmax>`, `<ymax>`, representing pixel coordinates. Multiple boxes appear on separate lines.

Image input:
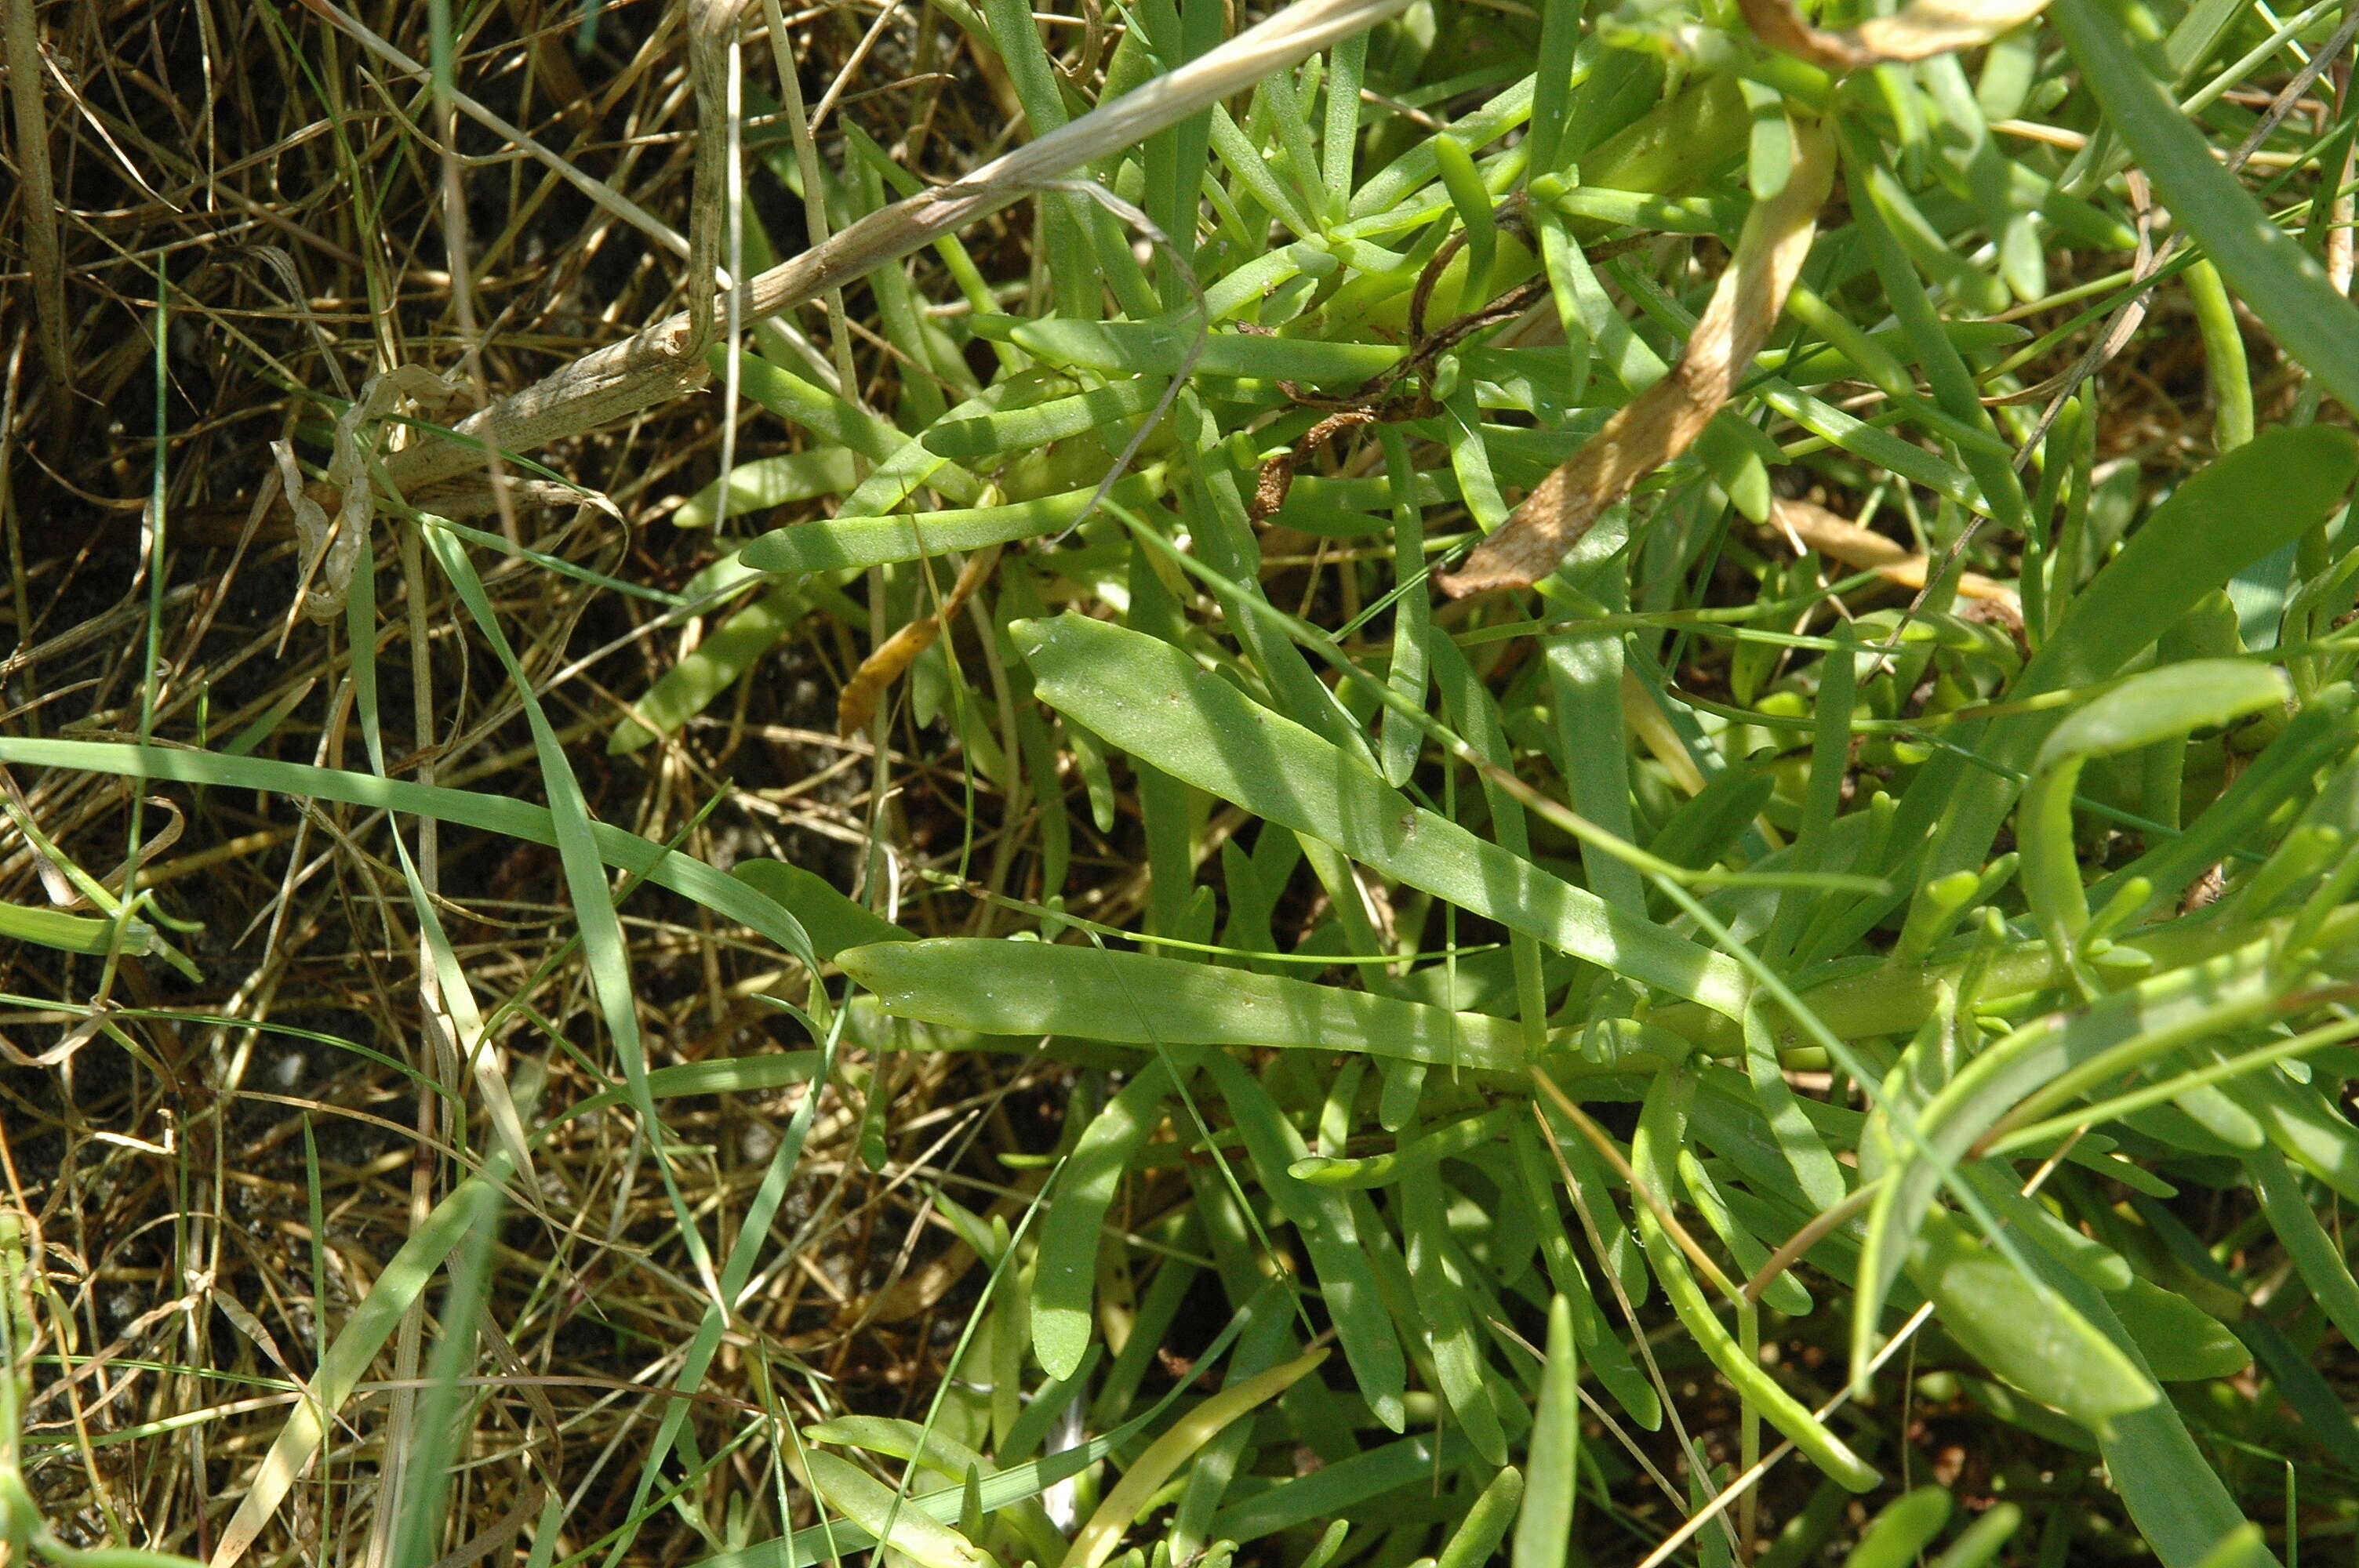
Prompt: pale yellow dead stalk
<box><xmin>1441</xmin><ymin>119</ymin><xmax>1836</xmax><ymax>597</ymax></box>
<box><xmin>1739</xmin><ymin>0</ymin><xmax>2052</xmax><ymax>71</ymax></box>
<box><xmin>685</xmin><ymin>0</ymin><xmax>750</xmax><ymax>358</ymax></box>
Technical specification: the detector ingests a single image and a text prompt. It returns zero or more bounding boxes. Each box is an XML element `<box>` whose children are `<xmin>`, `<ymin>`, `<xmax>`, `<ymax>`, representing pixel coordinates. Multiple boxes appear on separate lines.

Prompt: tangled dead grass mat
<box><xmin>0</xmin><ymin>1</ymin><xmax>1085</xmax><ymax>1558</ymax></box>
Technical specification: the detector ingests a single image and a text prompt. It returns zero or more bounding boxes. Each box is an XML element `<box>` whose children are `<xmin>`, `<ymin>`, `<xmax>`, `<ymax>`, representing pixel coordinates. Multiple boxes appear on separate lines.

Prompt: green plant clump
<box><xmin>9</xmin><ymin>0</ymin><xmax>2359</xmax><ymax>1564</ymax></box>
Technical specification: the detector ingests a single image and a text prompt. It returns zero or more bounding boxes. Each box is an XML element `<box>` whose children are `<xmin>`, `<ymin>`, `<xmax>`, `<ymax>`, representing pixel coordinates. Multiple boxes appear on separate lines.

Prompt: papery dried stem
<box><xmin>274</xmin><ymin>365</ymin><xmax>465</xmax><ymax>625</ymax></box>
<box><xmin>685</xmin><ymin>0</ymin><xmax>749</xmax><ymax>358</ymax></box>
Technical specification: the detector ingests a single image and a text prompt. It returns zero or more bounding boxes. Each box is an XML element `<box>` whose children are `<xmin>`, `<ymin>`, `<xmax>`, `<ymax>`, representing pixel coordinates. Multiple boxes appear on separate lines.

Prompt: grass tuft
<box><xmin>6</xmin><ymin>0</ymin><xmax>2359</xmax><ymax>1565</ymax></box>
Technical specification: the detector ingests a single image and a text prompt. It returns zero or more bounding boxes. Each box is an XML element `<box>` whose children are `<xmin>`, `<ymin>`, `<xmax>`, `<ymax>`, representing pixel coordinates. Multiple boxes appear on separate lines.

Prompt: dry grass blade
<box><xmin>2</xmin><ymin>0</ymin><xmax>67</xmax><ymax>401</ymax></box>
<box><xmin>375</xmin><ymin>0</ymin><xmax>1414</xmax><ymax>503</ymax></box>
<box><xmin>1768</xmin><ymin>497</ymin><xmax>2021</xmax><ymax>611</ymax></box>
<box><xmin>1736</xmin><ymin>0</ymin><xmax>2052</xmax><ymax>71</ymax></box>
<box><xmin>1440</xmin><ymin>118</ymin><xmax>1835</xmax><ymax>597</ymax></box>
<box><xmin>274</xmin><ymin>365</ymin><xmax>463</xmax><ymax>625</ymax></box>
<box><xmin>293</xmin><ymin>0</ymin><xmax>692</xmax><ymax>260</ymax></box>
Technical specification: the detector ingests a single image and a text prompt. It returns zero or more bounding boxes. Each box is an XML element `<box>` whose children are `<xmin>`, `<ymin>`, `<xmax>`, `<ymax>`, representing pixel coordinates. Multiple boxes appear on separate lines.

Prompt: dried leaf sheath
<box><xmin>837</xmin><ymin>546</ymin><xmax>1003</xmax><ymax>735</ymax></box>
<box><xmin>1438</xmin><ymin>119</ymin><xmax>1835</xmax><ymax>597</ymax></box>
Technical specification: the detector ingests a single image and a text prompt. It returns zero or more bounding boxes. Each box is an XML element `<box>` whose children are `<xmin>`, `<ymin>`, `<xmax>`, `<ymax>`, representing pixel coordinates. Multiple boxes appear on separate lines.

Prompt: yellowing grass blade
<box><xmin>801</xmin><ymin>1454</ymin><xmax>989</xmax><ymax>1568</ymax></box>
<box><xmin>209</xmin><ymin>1171</ymin><xmax>503</xmax><ymax>1568</ymax></box>
<box><xmin>837</xmin><ymin>545</ymin><xmax>1001</xmax><ymax>735</ymax></box>
<box><xmin>1060</xmin><ymin>1350</ymin><xmax>1329</xmax><ymax>1568</ymax></box>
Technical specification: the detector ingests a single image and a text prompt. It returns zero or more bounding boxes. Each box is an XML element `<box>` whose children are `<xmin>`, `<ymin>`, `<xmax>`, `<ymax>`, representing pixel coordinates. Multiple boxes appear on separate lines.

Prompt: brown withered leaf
<box><xmin>1736</xmin><ymin>0</ymin><xmax>2050</xmax><ymax>71</ymax></box>
<box><xmin>1439</xmin><ymin>118</ymin><xmax>1835</xmax><ymax>598</ymax></box>
<box><xmin>1768</xmin><ymin>497</ymin><xmax>2021</xmax><ymax>614</ymax></box>
<box><xmin>836</xmin><ymin>545</ymin><xmax>1003</xmax><ymax>736</ymax></box>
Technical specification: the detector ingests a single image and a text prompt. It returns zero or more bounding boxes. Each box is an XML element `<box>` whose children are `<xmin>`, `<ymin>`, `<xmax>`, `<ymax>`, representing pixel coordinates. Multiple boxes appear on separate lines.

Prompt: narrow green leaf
<box><xmin>1508</xmin><ymin>1117</ymin><xmax>1662</xmax><ymax>1428</ymax></box>
<box><xmin>1905</xmin><ymin>1209</ymin><xmax>2155</xmax><ymax>1434</ymax></box>
<box><xmin>1906</xmin><ymin>426</ymin><xmax>2356</xmax><ymax>904</ymax></box>
<box><xmin>2110</xmin><ymin>1276</ymin><xmax>2248</xmax><ymax>1382</ymax></box>
<box><xmin>0</xmin><ymin>902</ymin><xmax>159</xmax><ymax>960</ymax></box>
<box><xmin>1289</xmin><ymin>1104</ymin><xmax>1520</xmax><ymax>1189</ymax></box>
<box><xmin>720</xmin><ymin>349</ymin><xmax>978</xmax><ymax>495</ymax></box>
<box><xmin>1203</xmin><ymin>1053</ymin><xmax>1408</xmax><ymax>1432</ymax></box>
<box><xmin>732</xmin><ymin>861</ymin><xmax>911</xmax><ymax>961</ymax></box>
<box><xmin>1206</xmin><ymin>1436</ymin><xmax>1466</xmax><ymax>1544</ymax></box>
<box><xmin>1379</xmin><ymin>427</ymin><xmax>1430</xmax><ymax>788</ymax></box>
<box><xmin>542</xmin><ymin>1052</ymin><xmax>822</xmax><ymax>1133</ymax></box>
<box><xmin>1928</xmin><ymin>1505</ymin><xmax>2020</xmax><ymax>1568</ymax></box>
<box><xmin>609</xmin><ymin>586</ymin><xmax>809</xmax><ymax>753</ymax></box>
<box><xmin>841</xmin><ymin>936</ymin><xmax>1530</xmax><ymax>1068</ymax></box>
<box><xmin>2248</xmin><ymin>1146</ymin><xmax>2359</xmax><ymax>1350</ymax></box>
<box><xmin>802</xmin><ymin>1453</ymin><xmax>987</xmax><ymax>1568</ymax></box>
<box><xmin>980</xmin><ymin>316</ymin><xmax>1403</xmax><ymax>383</ymax></box>
<box><xmin>1398</xmin><ymin>1157</ymin><xmax>1509</xmax><ymax>1465</ymax></box>
<box><xmin>1032</xmin><ymin>1061</ymin><xmax>1175</xmax><ymax>1379</ymax></box>
<box><xmin>1854</xmin><ymin>938</ymin><xmax>2285</xmax><ymax>1383</ymax></box>
<box><xmin>674</xmin><ymin>449</ymin><xmax>860</xmax><ymax>527</ymax></box>
<box><xmin>1630</xmin><ymin>1071</ymin><xmax>1880</xmax><ymax>1491</ymax></box>
<box><xmin>1511</xmin><ymin>1296</ymin><xmax>1580</xmax><ymax>1568</ymax></box>
<box><xmin>2019</xmin><ymin>660</ymin><xmax>2289</xmax><ymax>955</ymax></box>
<box><xmin>2074</xmin><ymin>1277</ymin><xmax>2279</xmax><ymax>1566</ymax></box>
<box><xmin>1010</xmin><ymin>614</ymin><xmax>1747</xmax><ymax>1017</ymax></box>
<box><xmin>1840</xmin><ymin>1487</ymin><xmax>1950</xmax><ymax>1568</ymax></box>
<box><xmin>921</xmin><ymin>376</ymin><xmax>1165</xmax><ymax>461</ymax></box>
<box><xmin>1062</xmin><ymin>1348</ymin><xmax>1330</xmax><ymax>1568</ymax></box>
<box><xmin>1435</xmin><ymin>1467</ymin><xmax>1521</xmax><ymax>1568</ymax></box>
<box><xmin>2186</xmin><ymin>1527</ymin><xmax>2274</xmax><ymax>1568</ymax></box>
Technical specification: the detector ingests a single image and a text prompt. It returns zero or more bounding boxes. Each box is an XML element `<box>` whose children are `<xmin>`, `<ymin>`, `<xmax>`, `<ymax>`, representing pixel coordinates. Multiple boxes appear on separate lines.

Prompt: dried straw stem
<box><xmin>3</xmin><ymin>0</ymin><xmax>68</xmax><ymax>398</ymax></box>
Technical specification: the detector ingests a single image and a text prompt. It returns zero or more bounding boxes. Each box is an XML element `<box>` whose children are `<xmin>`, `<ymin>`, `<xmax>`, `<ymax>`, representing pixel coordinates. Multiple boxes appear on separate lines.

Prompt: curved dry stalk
<box><xmin>1439</xmin><ymin>118</ymin><xmax>1836</xmax><ymax>597</ymax></box>
<box><xmin>374</xmin><ymin>0</ymin><xmax>1415</xmax><ymax>503</ymax></box>
<box><xmin>1737</xmin><ymin>0</ymin><xmax>2052</xmax><ymax>71</ymax></box>
<box><xmin>272</xmin><ymin>365</ymin><xmax>464</xmax><ymax>624</ymax></box>
<box><xmin>685</xmin><ymin>0</ymin><xmax>749</xmax><ymax>360</ymax></box>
